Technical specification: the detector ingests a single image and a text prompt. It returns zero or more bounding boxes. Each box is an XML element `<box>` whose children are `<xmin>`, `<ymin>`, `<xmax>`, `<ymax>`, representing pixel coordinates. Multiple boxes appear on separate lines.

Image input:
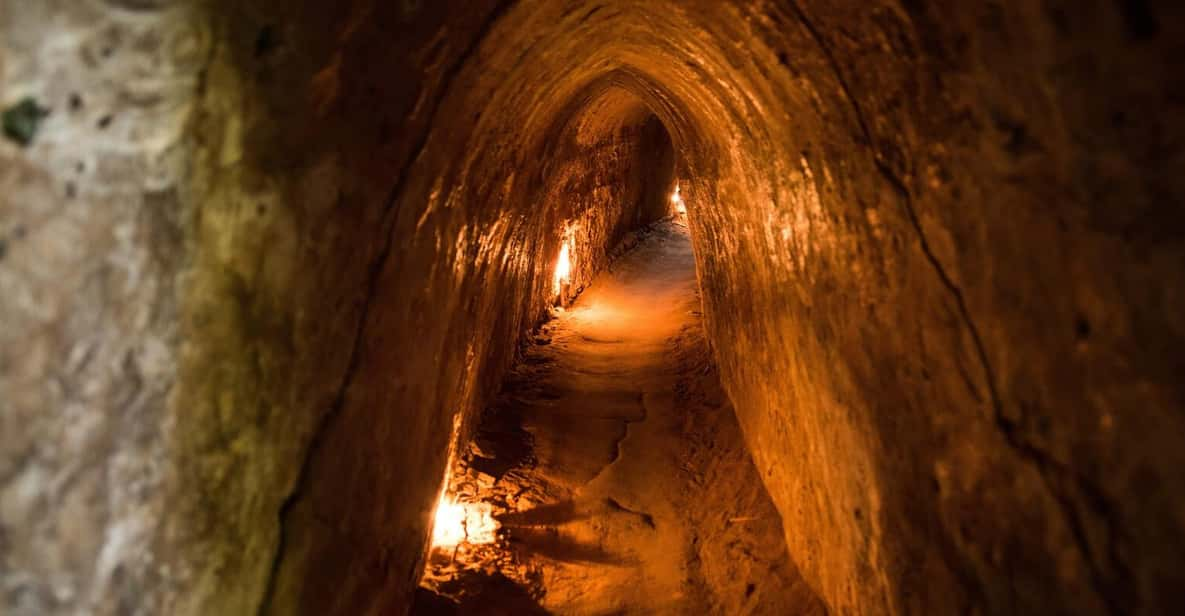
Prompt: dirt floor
<box><xmin>415</xmin><ymin>221</ymin><xmax>825</xmax><ymax>615</ymax></box>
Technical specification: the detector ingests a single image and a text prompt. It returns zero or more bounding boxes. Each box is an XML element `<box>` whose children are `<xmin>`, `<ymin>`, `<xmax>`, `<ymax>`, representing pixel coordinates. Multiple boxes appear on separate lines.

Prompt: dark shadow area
<box><xmin>495</xmin><ymin>499</ymin><xmax>588</xmax><ymax>526</ymax></box>
<box><xmin>506</xmin><ymin>527</ymin><xmax>628</xmax><ymax>566</ymax></box>
<box><xmin>412</xmin><ymin>572</ymin><xmax>550</xmax><ymax>616</ymax></box>
<box><xmin>467</xmin><ymin>404</ymin><xmax>535</xmax><ymax>481</ymax></box>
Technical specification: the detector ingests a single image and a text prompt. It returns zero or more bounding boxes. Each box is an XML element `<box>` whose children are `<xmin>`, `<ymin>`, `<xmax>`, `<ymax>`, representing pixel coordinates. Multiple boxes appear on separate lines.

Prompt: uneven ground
<box><xmin>417</xmin><ymin>221</ymin><xmax>825</xmax><ymax>615</ymax></box>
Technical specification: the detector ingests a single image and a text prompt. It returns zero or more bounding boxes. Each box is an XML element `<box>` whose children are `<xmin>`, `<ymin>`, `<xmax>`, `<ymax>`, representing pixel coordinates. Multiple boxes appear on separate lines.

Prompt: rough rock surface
<box><xmin>2</xmin><ymin>1</ymin><xmax>1183</xmax><ymax>615</ymax></box>
<box><xmin>0</xmin><ymin>1</ymin><xmax>203</xmax><ymax>613</ymax></box>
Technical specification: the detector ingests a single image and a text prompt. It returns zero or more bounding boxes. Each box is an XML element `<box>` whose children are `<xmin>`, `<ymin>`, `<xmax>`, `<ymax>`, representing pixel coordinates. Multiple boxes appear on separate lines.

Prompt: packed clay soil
<box><xmin>416</xmin><ymin>221</ymin><xmax>826</xmax><ymax>615</ymax></box>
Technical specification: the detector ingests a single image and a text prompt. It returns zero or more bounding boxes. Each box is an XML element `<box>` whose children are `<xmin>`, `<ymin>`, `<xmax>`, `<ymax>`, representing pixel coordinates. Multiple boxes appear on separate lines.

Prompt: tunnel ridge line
<box><xmin>782</xmin><ymin>2</ymin><xmax>1128</xmax><ymax>612</ymax></box>
<box><xmin>255</xmin><ymin>2</ymin><xmax>518</xmax><ymax>613</ymax></box>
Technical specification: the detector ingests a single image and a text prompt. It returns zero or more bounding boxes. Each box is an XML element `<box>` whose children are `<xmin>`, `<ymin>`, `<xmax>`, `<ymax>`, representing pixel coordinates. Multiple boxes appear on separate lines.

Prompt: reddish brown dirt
<box><xmin>417</xmin><ymin>221</ymin><xmax>825</xmax><ymax>615</ymax></box>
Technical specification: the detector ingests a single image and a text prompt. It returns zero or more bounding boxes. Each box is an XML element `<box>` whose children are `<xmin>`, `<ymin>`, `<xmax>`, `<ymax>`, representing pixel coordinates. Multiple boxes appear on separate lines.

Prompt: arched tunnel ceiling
<box><xmin>1</xmin><ymin>0</ymin><xmax>1183</xmax><ymax>615</ymax></box>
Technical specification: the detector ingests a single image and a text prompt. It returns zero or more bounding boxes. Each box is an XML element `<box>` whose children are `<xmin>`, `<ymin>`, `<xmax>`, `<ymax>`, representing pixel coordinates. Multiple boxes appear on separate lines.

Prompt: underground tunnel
<box><xmin>2</xmin><ymin>0</ymin><xmax>1185</xmax><ymax>614</ymax></box>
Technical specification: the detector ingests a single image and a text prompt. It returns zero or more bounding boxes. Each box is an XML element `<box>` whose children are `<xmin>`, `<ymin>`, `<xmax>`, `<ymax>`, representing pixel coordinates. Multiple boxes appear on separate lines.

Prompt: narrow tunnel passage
<box><xmin>416</xmin><ymin>221</ymin><xmax>825</xmax><ymax>614</ymax></box>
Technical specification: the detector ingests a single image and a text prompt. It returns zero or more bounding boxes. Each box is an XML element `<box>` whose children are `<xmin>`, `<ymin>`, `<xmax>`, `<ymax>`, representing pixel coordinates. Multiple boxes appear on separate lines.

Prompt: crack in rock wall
<box><xmin>2</xmin><ymin>1</ymin><xmax>1184</xmax><ymax>615</ymax></box>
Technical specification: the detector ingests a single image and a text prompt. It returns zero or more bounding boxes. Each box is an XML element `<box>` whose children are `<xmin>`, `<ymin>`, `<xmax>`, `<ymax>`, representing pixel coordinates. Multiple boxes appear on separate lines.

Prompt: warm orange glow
<box><xmin>426</xmin><ymin>411</ymin><xmax>500</xmax><ymax>553</ymax></box>
<box><xmin>431</xmin><ymin>495</ymin><xmax>499</xmax><ymax>549</ymax></box>
<box><xmin>553</xmin><ymin>239</ymin><xmax>572</xmax><ymax>294</ymax></box>
<box><xmin>671</xmin><ymin>183</ymin><xmax>686</xmax><ymax>214</ymax></box>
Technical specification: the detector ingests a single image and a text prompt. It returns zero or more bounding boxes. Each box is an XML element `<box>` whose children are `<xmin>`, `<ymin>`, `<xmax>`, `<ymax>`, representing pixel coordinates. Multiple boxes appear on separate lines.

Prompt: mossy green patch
<box><xmin>3</xmin><ymin>98</ymin><xmax>50</xmax><ymax>146</ymax></box>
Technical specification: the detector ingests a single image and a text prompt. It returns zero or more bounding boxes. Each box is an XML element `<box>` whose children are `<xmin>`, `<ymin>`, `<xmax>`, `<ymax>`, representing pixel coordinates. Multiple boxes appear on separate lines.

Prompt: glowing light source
<box><xmin>671</xmin><ymin>183</ymin><xmax>686</xmax><ymax>214</ymax></box>
<box><xmin>553</xmin><ymin>239</ymin><xmax>572</xmax><ymax>295</ymax></box>
<box><xmin>431</xmin><ymin>494</ymin><xmax>499</xmax><ymax>548</ymax></box>
<box><xmin>425</xmin><ymin>410</ymin><xmax>500</xmax><ymax>554</ymax></box>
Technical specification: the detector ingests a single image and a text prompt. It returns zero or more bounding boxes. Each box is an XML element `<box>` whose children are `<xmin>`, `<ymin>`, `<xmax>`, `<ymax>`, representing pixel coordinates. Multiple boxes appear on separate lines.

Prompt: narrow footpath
<box><xmin>417</xmin><ymin>221</ymin><xmax>825</xmax><ymax>615</ymax></box>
